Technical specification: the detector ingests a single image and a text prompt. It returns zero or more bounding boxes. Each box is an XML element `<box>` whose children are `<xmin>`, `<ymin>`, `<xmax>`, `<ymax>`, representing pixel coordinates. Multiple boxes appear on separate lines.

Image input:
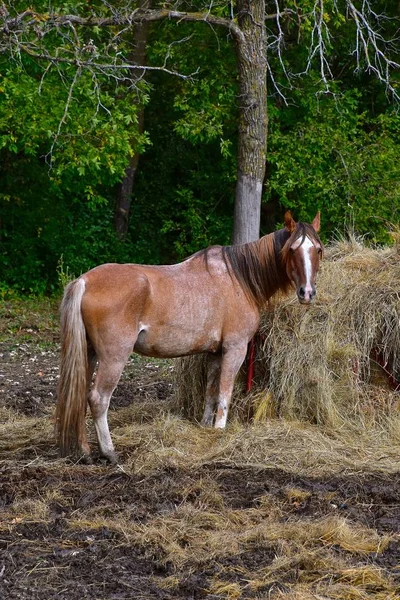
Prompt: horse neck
<box><xmin>223</xmin><ymin>231</ymin><xmax>291</xmax><ymax>307</ymax></box>
<box><xmin>255</xmin><ymin>231</ymin><xmax>292</xmax><ymax>297</ymax></box>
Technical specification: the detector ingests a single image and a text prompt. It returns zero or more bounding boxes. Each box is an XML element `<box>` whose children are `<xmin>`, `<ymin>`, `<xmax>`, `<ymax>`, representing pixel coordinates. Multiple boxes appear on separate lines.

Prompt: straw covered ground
<box><xmin>1</xmin><ymin>238</ymin><xmax>400</xmax><ymax>599</ymax></box>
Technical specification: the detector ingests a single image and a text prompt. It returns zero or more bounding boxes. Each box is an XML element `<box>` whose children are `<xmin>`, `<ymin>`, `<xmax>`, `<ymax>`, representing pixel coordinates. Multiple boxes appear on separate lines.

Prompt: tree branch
<box><xmin>347</xmin><ymin>0</ymin><xmax>400</xmax><ymax>101</ymax></box>
<box><xmin>2</xmin><ymin>8</ymin><xmax>244</xmax><ymax>43</ymax></box>
<box><xmin>17</xmin><ymin>43</ymin><xmax>199</xmax><ymax>81</ymax></box>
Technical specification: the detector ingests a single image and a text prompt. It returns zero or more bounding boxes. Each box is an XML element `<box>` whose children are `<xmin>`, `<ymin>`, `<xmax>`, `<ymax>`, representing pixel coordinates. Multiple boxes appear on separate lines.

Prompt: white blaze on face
<box><xmin>292</xmin><ymin>235</ymin><xmax>314</xmax><ymax>299</ymax></box>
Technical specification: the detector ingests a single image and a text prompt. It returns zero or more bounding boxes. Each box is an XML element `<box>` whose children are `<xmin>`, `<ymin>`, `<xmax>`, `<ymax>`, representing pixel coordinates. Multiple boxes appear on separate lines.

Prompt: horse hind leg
<box><xmin>88</xmin><ymin>347</ymin><xmax>131</xmax><ymax>463</ymax></box>
<box><xmin>78</xmin><ymin>345</ymin><xmax>97</xmax><ymax>463</ymax></box>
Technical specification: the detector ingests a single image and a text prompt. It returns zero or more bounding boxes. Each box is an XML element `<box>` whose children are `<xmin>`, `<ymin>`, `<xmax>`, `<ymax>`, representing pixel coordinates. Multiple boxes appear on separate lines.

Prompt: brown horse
<box><xmin>56</xmin><ymin>211</ymin><xmax>322</xmax><ymax>463</ymax></box>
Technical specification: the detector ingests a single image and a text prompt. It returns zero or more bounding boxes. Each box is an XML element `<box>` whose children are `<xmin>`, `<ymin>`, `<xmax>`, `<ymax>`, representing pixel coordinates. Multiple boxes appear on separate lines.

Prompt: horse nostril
<box><xmin>299</xmin><ymin>286</ymin><xmax>306</xmax><ymax>299</ymax></box>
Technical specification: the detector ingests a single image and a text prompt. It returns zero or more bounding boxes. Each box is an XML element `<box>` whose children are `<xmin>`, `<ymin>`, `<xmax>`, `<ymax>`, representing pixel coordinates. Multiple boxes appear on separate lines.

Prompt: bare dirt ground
<box><xmin>0</xmin><ymin>300</ymin><xmax>399</xmax><ymax>599</ymax></box>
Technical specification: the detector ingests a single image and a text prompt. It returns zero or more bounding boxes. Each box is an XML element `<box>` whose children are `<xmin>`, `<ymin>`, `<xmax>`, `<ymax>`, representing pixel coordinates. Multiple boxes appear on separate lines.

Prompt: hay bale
<box><xmin>173</xmin><ymin>237</ymin><xmax>400</xmax><ymax>430</ymax></box>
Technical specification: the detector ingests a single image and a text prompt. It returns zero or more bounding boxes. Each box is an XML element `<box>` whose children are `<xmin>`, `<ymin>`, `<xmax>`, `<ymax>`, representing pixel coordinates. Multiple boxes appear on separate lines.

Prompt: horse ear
<box><xmin>284</xmin><ymin>210</ymin><xmax>296</xmax><ymax>233</ymax></box>
<box><xmin>311</xmin><ymin>211</ymin><xmax>321</xmax><ymax>232</ymax></box>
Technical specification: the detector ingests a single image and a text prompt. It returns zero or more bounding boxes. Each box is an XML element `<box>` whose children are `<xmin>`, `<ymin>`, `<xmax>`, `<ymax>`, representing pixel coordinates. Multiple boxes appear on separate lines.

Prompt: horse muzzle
<box><xmin>297</xmin><ymin>284</ymin><xmax>316</xmax><ymax>304</ymax></box>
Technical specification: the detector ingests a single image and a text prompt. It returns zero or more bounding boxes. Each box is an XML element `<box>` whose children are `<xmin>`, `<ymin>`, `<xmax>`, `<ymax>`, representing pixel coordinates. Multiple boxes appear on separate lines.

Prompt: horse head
<box><xmin>283</xmin><ymin>211</ymin><xmax>323</xmax><ymax>305</ymax></box>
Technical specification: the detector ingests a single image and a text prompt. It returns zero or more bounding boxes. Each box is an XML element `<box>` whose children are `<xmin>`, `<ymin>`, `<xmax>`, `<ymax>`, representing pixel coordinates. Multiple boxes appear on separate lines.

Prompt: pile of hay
<box><xmin>174</xmin><ymin>236</ymin><xmax>400</xmax><ymax>433</ymax></box>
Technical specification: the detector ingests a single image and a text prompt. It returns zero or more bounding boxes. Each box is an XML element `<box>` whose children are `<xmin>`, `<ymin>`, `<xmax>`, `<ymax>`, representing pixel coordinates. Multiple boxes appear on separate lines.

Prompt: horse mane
<box><xmin>212</xmin><ymin>222</ymin><xmax>323</xmax><ymax>308</ymax></box>
<box><xmin>218</xmin><ymin>233</ymin><xmax>288</xmax><ymax>307</ymax></box>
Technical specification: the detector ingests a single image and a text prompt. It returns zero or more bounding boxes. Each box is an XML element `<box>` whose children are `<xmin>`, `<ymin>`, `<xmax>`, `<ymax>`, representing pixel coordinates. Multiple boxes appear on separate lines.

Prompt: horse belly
<box><xmin>133</xmin><ymin>323</ymin><xmax>221</xmax><ymax>358</ymax></box>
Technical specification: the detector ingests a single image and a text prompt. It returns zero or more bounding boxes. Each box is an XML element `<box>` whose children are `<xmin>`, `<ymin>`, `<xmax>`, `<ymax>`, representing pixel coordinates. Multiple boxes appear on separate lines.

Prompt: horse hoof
<box><xmin>80</xmin><ymin>454</ymin><xmax>94</xmax><ymax>465</ymax></box>
<box><xmin>102</xmin><ymin>451</ymin><xmax>119</xmax><ymax>465</ymax></box>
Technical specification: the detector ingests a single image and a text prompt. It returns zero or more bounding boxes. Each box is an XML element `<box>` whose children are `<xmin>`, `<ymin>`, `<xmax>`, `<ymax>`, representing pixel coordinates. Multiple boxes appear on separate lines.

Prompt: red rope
<box><xmin>370</xmin><ymin>348</ymin><xmax>400</xmax><ymax>392</ymax></box>
<box><xmin>246</xmin><ymin>338</ymin><xmax>256</xmax><ymax>393</ymax></box>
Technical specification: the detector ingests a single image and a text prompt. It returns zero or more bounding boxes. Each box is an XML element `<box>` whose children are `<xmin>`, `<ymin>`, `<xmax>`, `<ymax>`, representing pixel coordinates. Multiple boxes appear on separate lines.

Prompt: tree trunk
<box><xmin>114</xmin><ymin>115</ymin><xmax>144</xmax><ymax>239</ymax></box>
<box><xmin>233</xmin><ymin>0</ymin><xmax>268</xmax><ymax>245</ymax></box>
<box><xmin>114</xmin><ymin>0</ymin><xmax>150</xmax><ymax>239</ymax></box>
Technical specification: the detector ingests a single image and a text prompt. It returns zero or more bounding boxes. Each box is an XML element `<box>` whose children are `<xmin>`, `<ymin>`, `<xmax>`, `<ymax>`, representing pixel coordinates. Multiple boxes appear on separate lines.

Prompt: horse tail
<box><xmin>56</xmin><ymin>278</ymin><xmax>88</xmax><ymax>457</ymax></box>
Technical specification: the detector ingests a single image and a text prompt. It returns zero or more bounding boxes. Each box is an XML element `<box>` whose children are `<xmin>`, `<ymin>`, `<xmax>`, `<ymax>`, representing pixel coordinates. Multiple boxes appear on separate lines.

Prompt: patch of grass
<box><xmin>0</xmin><ymin>296</ymin><xmax>59</xmax><ymax>346</ymax></box>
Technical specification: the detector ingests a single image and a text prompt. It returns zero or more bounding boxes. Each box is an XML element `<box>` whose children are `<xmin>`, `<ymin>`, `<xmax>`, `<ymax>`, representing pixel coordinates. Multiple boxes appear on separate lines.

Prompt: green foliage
<box><xmin>0</xmin><ymin>18</ymin><xmax>149</xmax><ymax>293</ymax></box>
<box><xmin>56</xmin><ymin>256</ymin><xmax>75</xmax><ymax>290</ymax></box>
<box><xmin>1</xmin><ymin>1</ymin><xmax>399</xmax><ymax>296</ymax></box>
<box><xmin>265</xmin><ymin>79</ymin><xmax>400</xmax><ymax>243</ymax></box>
<box><xmin>0</xmin><ymin>58</ymin><xmax>148</xmax><ymax>182</ymax></box>
<box><xmin>129</xmin><ymin>19</ymin><xmax>238</xmax><ymax>262</ymax></box>
<box><xmin>130</xmin><ymin>112</ymin><xmax>235</xmax><ymax>262</ymax></box>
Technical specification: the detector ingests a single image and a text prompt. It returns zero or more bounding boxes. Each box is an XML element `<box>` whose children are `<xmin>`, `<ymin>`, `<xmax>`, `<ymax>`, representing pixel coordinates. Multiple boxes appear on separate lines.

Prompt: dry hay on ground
<box><xmin>2</xmin><ymin>409</ymin><xmax>400</xmax><ymax>600</ymax></box>
<box><xmin>174</xmin><ymin>237</ymin><xmax>400</xmax><ymax>437</ymax></box>
<box><xmin>1</xmin><ymin>297</ymin><xmax>400</xmax><ymax>599</ymax></box>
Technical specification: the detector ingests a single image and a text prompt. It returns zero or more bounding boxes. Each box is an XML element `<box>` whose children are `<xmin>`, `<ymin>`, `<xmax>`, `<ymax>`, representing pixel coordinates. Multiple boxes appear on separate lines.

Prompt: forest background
<box><xmin>1</xmin><ymin>0</ymin><xmax>399</xmax><ymax>295</ymax></box>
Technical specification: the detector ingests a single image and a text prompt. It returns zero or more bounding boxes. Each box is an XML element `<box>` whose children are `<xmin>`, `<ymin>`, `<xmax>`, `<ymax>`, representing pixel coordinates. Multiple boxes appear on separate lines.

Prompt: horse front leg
<box><xmin>201</xmin><ymin>353</ymin><xmax>222</xmax><ymax>427</ymax></box>
<box><xmin>214</xmin><ymin>342</ymin><xmax>248</xmax><ymax>429</ymax></box>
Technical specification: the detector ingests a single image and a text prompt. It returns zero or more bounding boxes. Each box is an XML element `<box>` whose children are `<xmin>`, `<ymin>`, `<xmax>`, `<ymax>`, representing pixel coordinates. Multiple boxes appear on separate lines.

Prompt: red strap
<box><xmin>246</xmin><ymin>338</ymin><xmax>256</xmax><ymax>393</ymax></box>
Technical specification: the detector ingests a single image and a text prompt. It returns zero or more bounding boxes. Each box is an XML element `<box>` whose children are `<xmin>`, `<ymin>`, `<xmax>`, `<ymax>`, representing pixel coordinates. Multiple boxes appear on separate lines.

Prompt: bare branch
<box><xmin>265</xmin><ymin>0</ymin><xmax>292</xmax><ymax>102</ymax></box>
<box><xmin>17</xmin><ymin>44</ymin><xmax>199</xmax><ymax>80</ymax></box>
<box><xmin>0</xmin><ymin>4</ymin><xmax>240</xmax><ymax>90</ymax></box>
<box><xmin>347</xmin><ymin>0</ymin><xmax>400</xmax><ymax>101</ymax></box>
<box><xmin>302</xmin><ymin>0</ymin><xmax>334</xmax><ymax>92</ymax></box>
<box><xmin>45</xmin><ymin>66</ymin><xmax>82</xmax><ymax>169</ymax></box>
<box><xmin>1</xmin><ymin>7</ymin><xmax>243</xmax><ymax>43</ymax></box>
